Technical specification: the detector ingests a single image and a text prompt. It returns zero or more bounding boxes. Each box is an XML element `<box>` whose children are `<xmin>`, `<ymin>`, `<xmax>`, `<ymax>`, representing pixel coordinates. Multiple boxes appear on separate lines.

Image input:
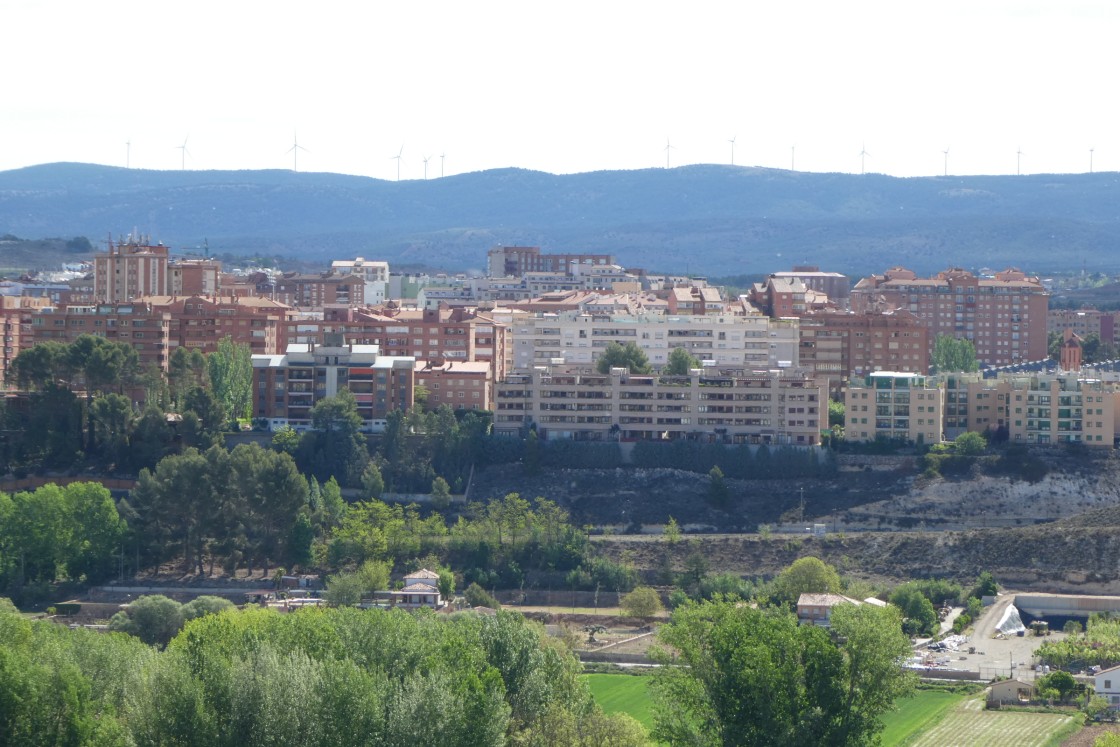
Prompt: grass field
<box><xmin>584</xmin><ymin>673</ymin><xmax>655</xmax><ymax>731</ymax></box>
<box><xmin>902</xmin><ymin>695</ymin><xmax>1081</xmax><ymax>747</ymax></box>
<box><xmin>880</xmin><ymin>689</ymin><xmax>967</xmax><ymax>746</ymax></box>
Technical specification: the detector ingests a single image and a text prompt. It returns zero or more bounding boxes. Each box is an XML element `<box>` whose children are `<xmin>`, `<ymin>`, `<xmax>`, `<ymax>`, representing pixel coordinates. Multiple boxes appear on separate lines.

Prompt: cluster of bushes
<box><xmin>631</xmin><ymin>440</ymin><xmax>834</xmax><ymax>479</ymax></box>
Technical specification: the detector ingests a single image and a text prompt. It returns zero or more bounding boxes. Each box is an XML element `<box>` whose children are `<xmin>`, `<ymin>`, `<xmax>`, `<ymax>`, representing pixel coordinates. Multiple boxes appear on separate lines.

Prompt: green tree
<box><xmin>431</xmin><ymin>476</ymin><xmax>451</xmax><ymax>509</ymax></box>
<box><xmin>596</xmin><ymin>341</ymin><xmax>652</xmax><ymax>374</ymax></box>
<box><xmin>664</xmin><ymin>346</ymin><xmax>701</xmax><ymax>375</ymax></box>
<box><xmin>931</xmin><ymin>334</ymin><xmax>979</xmax><ymax>373</ymax></box>
<box><xmin>207</xmin><ymin>336</ymin><xmax>253</xmax><ymax>421</ymax></box>
<box><xmin>271</xmin><ymin>424</ymin><xmax>300</xmax><ymax>455</ymax></box>
<box><xmin>888</xmin><ymin>584</ymin><xmax>939</xmax><ymax>636</ymax></box>
<box><xmin>181</xmin><ymin>595</ymin><xmax>235</xmax><ymax>621</ymax></box>
<box><xmin>829</xmin><ymin>399</ymin><xmax>846</xmax><ymax>428</ymax></box>
<box><xmin>621</xmin><ymin>586</ymin><xmax>664</xmax><ymax>618</ymax></box>
<box><xmin>664</xmin><ymin>516</ymin><xmax>681</xmax><ymax>545</ymax></box>
<box><xmin>323</xmin><ymin>572</ymin><xmax>366</xmax><ymax>607</ymax></box>
<box><xmin>708</xmin><ymin>465</ymin><xmax>730</xmax><ymax>508</ymax></box>
<box><xmin>298</xmin><ymin>390</ymin><xmax>370</xmax><ymax>486</ymax></box>
<box><xmin>108</xmin><ymin>594</ymin><xmax>184</xmax><ymax>647</ymax></box>
<box><xmin>465</xmin><ymin>582</ymin><xmax>499</xmax><ymax>609</ymax></box>
<box><xmin>1037</xmin><ymin>669</ymin><xmax>1077</xmax><ymax>703</ymax></box>
<box><xmin>89</xmin><ymin>393</ymin><xmax>133</xmax><ymax>467</ymax></box>
<box><xmin>361</xmin><ymin>461</ymin><xmax>385</xmax><ymax>499</ymax></box>
<box><xmin>953</xmin><ymin>431</ymin><xmax>987</xmax><ymax>456</ymax></box>
<box><xmin>771</xmin><ymin>556</ymin><xmax>843</xmax><ymax>607</ymax></box>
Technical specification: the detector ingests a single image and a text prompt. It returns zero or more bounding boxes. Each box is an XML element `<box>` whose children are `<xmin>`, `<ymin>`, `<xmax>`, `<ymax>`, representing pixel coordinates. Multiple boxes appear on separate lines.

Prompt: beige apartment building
<box><xmin>844</xmin><ymin>372</ymin><xmax>945</xmax><ymax>445</ymax></box>
<box><xmin>512</xmin><ymin>312</ymin><xmax>799</xmax><ymax>371</ymax></box>
<box><xmin>494</xmin><ymin>364</ymin><xmax>825</xmax><ymax>445</ymax></box>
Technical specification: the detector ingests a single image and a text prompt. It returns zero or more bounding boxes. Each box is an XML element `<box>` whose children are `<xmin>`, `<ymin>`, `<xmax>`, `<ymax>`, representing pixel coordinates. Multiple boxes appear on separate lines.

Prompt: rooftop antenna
<box><xmin>440</xmin><ymin>152</ymin><xmax>446</xmax><ymax>178</ymax></box>
<box><xmin>1016</xmin><ymin>146</ymin><xmax>1023</xmax><ymax>176</ymax></box>
<box><xmin>942</xmin><ymin>147</ymin><xmax>949</xmax><ymax>177</ymax></box>
<box><xmin>287</xmin><ymin>131</ymin><xmax>308</xmax><ymax>172</ymax></box>
<box><xmin>126</xmin><ymin>138</ymin><xmax>131</xmax><ymax>169</ymax></box>
<box><xmin>859</xmin><ymin>142</ymin><xmax>870</xmax><ymax>175</ymax></box>
<box><xmin>422</xmin><ymin>154</ymin><xmax>431</xmax><ymax>180</ymax></box>
<box><xmin>1090</xmin><ymin>148</ymin><xmax>1095</xmax><ymax>174</ymax></box>
<box><xmin>391</xmin><ymin>145</ymin><xmax>404</xmax><ymax>181</ymax></box>
<box><xmin>728</xmin><ymin>135</ymin><xmax>736</xmax><ymax>166</ymax></box>
<box><xmin>664</xmin><ymin>138</ymin><xmax>674</xmax><ymax>169</ymax></box>
<box><xmin>177</xmin><ymin>135</ymin><xmax>191</xmax><ymax>171</ymax></box>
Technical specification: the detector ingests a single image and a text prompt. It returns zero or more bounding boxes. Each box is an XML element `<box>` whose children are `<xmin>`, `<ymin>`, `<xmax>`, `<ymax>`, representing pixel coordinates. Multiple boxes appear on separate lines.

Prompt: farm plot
<box><xmin>905</xmin><ymin>695</ymin><xmax>1080</xmax><ymax>747</ymax></box>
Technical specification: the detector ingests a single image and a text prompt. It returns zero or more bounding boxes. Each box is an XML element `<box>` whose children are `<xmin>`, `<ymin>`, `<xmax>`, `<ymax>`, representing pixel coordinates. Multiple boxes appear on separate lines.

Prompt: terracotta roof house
<box><xmin>796</xmin><ymin>593</ymin><xmax>863</xmax><ymax>627</ymax></box>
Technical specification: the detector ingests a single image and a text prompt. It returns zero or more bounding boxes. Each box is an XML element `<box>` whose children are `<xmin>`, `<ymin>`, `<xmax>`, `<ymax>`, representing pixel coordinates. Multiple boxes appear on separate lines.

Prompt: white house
<box><xmin>1095</xmin><ymin>664</ymin><xmax>1120</xmax><ymax>707</ymax></box>
<box><xmin>389</xmin><ymin>569</ymin><xmax>444</xmax><ymax>609</ymax></box>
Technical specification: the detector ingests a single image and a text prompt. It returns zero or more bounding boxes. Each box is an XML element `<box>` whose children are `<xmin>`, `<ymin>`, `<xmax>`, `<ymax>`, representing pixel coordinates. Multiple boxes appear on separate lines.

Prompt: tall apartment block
<box><xmin>851</xmin><ymin>267</ymin><xmax>1048</xmax><ymax>366</ymax></box>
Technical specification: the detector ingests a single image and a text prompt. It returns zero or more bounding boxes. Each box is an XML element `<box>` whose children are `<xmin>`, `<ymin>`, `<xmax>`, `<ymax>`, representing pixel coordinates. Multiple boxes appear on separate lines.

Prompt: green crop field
<box><xmin>880</xmin><ymin>689</ymin><xmax>966</xmax><ymax>746</ymax></box>
<box><xmin>584</xmin><ymin>673</ymin><xmax>655</xmax><ymax>731</ymax></box>
<box><xmin>901</xmin><ymin>695</ymin><xmax>1081</xmax><ymax>747</ymax></box>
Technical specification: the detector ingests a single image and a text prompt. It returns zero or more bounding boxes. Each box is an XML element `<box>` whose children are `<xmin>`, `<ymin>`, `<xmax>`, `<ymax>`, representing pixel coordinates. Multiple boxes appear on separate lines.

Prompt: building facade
<box><xmin>851</xmin><ymin>267</ymin><xmax>1048</xmax><ymax>366</ymax></box>
<box><xmin>0</xmin><ymin>296</ymin><xmax>52</xmax><ymax>388</ymax></box>
<box><xmin>495</xmin><ymin>363</ymin><xmax>824</xmax><ymax>445</ymax></box>
<box><xmin>30</xmin><ymin>302</ymin><xmax>173</xmax><ymax>372</ymax></box>
<box><xmin>331</xmin><ymin>257</ymin><xmax>389</xmax><ymax>305</ymax></box>
<box><xmin>512</xmin><ymin>312</ymin><xmax>799</xmax><ymax>372</ymax></box>
<box><xmin>415</xmin><ymin>360</ymin><xmax>492</xmax><ymax>411</ymax></box>
<box><xmin>252</xmin><ymin>342</ymin><xmax>414</xmax><ymax>432</ymax></box>
<box><xmin>94</xmin><ymin>237</ymin><xmax>171</xmax><ymax>303</ymax></box>
<box><xmin>798</xmin><ymin>309</ymin><xmax>929</xmax><ymax>395</ymax></box>
<box><xmin>844</xmin><ymin>372</ymin><xmax>945</xmax><ymax>445</ymax></box>
<box><xmin>273</xmin><ymin>273</ymin><xmax>365</xmax><ymax>309</ymax></box>
<box><xmin>486</xmin><ymin>246</ymin><xmax>614</xmax><ymax>277</ymax></box>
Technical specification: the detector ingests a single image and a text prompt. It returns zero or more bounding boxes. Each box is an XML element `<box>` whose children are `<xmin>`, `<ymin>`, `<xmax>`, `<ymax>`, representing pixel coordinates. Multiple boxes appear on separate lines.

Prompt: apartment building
<box><xmin>252</xmin><ymin>341</ymin><xmax>414</xmax><ymax>432</ymax></box>
<box><xmin>144</xmin><ymin>295</ymin><xmax>295</xmax><ymax>357</ymax></box>
<box><xmin>512</xmin><ymin>312</ymin><xmax>799</xmax><ymax>371</ymax></box>
<box><xmin>494</xmin><ymin>363</ymin><xmax>824</xmax><ymax>445</ymax></box>
<box><xmin>487</xmin><ymin>246</ymin><xmax>614</xmax><ymax>277</ymax></box>
<box><xmin>284</xmin><ymin>305</ymin><xmax>511</xmax><ymax>380</ymax></box>
<box><xmin>843</xmin><ymin>372</ymin><xmax>944</xmax><ymax>445</ymax></box>
<box><xmin>168</xmin><ymin>259</ymin><xmax>221</xmax><ymax>297</ymax></box>
<box><xmin>0</xmin><ymin>296</ymin><xmax>52</xmax><ymax>388</ymax></box>
<box><xmin>771</xmin><ymin>266</ymin><xmax>850</xmax><ymax>308</ymax></box>
<box><xmin>798</xmin><ymin>309</ymin><xmax>929</xmax><ymax>395</ymax></box>
<box><xmin>331</xmin><ymin>257</ymin><xmax>389</xmax><ymax>305</ymax></box>
<box><xmin>273</xmin><ymin>273</ymin><xmax>365</xmax><ymax>309</ymax></box>
<box><xmin>943</xmin><ymin>372</ymin><xmax>1120</xmax><ymax>446</ymax></box>
<box><xmin>30</xmin><ymin>302</ymin><xmax>173</xmax><ymax>372</ymax></box>
<box><xmin>94</xmin><ymin>236</ymin><xmax>171</xmax><ymax>303</ymax></box>
<box><xmin>851</xmin><ymin>267</ymin><xmax>1048</xmax><ymax>366</ymax></box>
<box><xmin>1048</xmin><ymin>308</ymin><xmax>1117</xmax><ymax>346</ymax></box>
<box><xmin>666</xmin><ymin>286</ymin><xmax>727</xmax><ymax>315</ymax></box>
<box><xmin>415</xmin><ymin>360</ymin><xmax>492</xmax><ymax>411</ymax></box>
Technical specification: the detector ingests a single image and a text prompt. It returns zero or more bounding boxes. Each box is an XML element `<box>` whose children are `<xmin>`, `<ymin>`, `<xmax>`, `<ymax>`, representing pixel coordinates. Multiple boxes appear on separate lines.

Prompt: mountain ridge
<box><xmin>1</xmin><ymin>162</ymin><xmax>1117</xmax><ymax>276</ymax></box>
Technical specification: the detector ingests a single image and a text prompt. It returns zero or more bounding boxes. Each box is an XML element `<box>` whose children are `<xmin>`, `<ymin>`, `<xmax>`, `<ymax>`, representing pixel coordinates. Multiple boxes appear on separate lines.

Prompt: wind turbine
<box><xmin>859</xmin><ymin>143</ymin><xmax>870</xmax><ymax>175</ymax></box>
<box><xmin>422</xmin><ymin>155</ymin><xmax>431</xmax><ymax>180</ymax></box>
<box><xmin>664</xmin><ymin>138</ymin><xmax>674</xmax><ymax>169</ymax></box>
<box><xmin>791</xmin><ymin>145</ymin><xmax>796</xmax><ymax>171</ymax></box>
<box><xmin>1090</xmin><ymin>148</ymin><xmax>1095</xmax><ymax>174</ymax></box>
<box><xmin>126</xmin><ymin>138</ymin><xmax>131</xmax><ymax>169</ymax></box>
<box><xmin>177</xmin><ymin>136</ymin><xmax>190</xmax><ymax>171</ymax></box>
<box><xmin>440</xmin><ymin>153</ymin><xmax>446</xmax><ymax>178</ymax></box>
<box><xmin>1016</xmin><ymin>147</ymin><xmax>1023</xmax><ymax>176</ymax></box>
<box><xmin>942</xmin><ymin>147</ymin><xmax>949</xmax><ymax>177</ymax></box>
<box><xmin>287</xmin><ymin>132</ymin><xmax>308</xmax><ymax>172</ymax></box>
<box><xmin>391</xmin><ymin>145</ymin><xmax>404</xmax><ymax>181</ymax></box>
<box><xmin>728</xmin><ymin>136</ymin><xmax>736</xmax><ymax>166</ymax></box>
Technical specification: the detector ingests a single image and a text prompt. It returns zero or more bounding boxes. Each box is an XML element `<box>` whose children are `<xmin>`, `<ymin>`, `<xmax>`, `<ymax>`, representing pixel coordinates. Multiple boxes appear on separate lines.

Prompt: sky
<box><xmin>2</xmin><ymin>1</ymin><xmax>1118</xmax><ymax>180</ymax></box>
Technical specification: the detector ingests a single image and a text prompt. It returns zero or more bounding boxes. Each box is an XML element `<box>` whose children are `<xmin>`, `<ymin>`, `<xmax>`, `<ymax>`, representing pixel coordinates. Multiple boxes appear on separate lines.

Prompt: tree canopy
<box><xmin>931</xmin><ymin>334</ymin><xmax>979</xmax><ymax>373</ymax></box>
<box><xmin>664</xmin><ymin>346</ymin><xmax>701</xmax><ymax>375</ymax></box>
<box><xmin>596</xmin><ymin>341</ymin><xmax>652</xmax><ymax>374</ymax></box>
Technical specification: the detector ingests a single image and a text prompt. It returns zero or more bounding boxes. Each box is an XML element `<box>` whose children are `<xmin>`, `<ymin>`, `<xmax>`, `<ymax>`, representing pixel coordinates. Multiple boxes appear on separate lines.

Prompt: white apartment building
<box><xmin>332</xmin><ymin>257</ymin><xmax>390</xmax><ymax>305</ymax></box>
<box><xmin>494</xmin><ymin>363</ymin><xmax>825</xmax><ymax>445</ymax></box>
<box><xmin>512</xmin><ymin>312</ymin><xmax>799</xmax><ymax>371</ymax></box>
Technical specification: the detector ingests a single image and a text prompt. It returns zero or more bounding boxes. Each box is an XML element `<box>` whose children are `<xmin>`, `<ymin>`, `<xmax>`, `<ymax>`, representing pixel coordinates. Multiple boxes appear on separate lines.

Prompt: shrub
<box><xmin>464</xmin><ymin>582</ymin><xmax>499</xmax><ymax>609</ymax></box>
<box><xmin>621</xmin><ymin>586</ymin><xmax>664</xmax><ymax>618</ymax></box>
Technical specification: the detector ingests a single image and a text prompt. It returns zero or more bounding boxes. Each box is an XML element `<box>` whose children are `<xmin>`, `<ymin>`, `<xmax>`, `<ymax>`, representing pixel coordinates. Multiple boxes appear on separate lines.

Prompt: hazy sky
<box><xmin>3</xmin><ymin>1</ymin><xmax>1117</xmax><ymax>180</ymax></box>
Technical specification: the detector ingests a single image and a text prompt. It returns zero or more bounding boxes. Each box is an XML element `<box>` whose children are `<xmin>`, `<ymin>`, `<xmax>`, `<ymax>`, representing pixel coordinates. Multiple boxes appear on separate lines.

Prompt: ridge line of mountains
<box><xmin>1</xmin><ymin>162</ymin><xmax>1118</xmax><ymax>276</ymax></box>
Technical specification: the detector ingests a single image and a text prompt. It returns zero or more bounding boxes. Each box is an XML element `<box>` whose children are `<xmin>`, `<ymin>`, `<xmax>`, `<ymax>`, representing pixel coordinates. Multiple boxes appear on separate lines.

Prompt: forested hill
<box><xmin>2</xmin><ymin>162</ymin><xmax>1120</xmax><ymax>276</ymax></box>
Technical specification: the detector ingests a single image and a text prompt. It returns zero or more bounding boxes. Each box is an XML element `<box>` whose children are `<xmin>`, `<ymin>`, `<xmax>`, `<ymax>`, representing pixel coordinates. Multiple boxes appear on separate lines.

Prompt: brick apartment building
<box><xmin>30</xmin><ymin>301</ymin><xmax>173</xmax><ymax>373</ymax></box>
<box><xmin>798</xmin><ymin>309</ymin><xmax>929</xmax><ymax>395</ymax></box>
<box><xmin>144</xmin><ymin>294</ymin><xmax>296</xmax><ymax>357</ymax></box>
<box><xmin>851</xmin><ymin>267</ymin><xmax>1048</xmax><ymax>366</ymax></box>
<box><xmin>415</xmin><ymin>360</ymin><xmax>492</xmax><ymax>411</ymax></box>
<box><xmin>770</xmin><ymin>266</ymin><xmax>850</xmax><ymax>308</ymax></box>
<box><xmin>272</xmin><ymin>273</ymin><xmax>365</xmax><ymax>309</ymax></box>
<box><xmin>487</xmin><ymin>246</ymin><xmax>614</xmax><ymax>277</ymax></box>
<box><xmin>284</xmin><ymin>305</ymin><xmax>511</xmax><ymax>380</ymax></box>
<box><xmin>252</xmin><ymin>340</ymin><xmax>414</xmax><ymax>432</ymax></box>
<box><xmin>94</xmin><ymin>237</ymin><xmax>171</xmax><ymax>302</ymax></box>
<box><xmin>1048</xmin><ymin>308</ymin><xmax>1117</xmax><ymax>346</ymax></box>
<box><xmin>843</xmin><ymin>372</ymin><xmax>945</xmax><ymax>445</ymax></box>
<box><xmin>494</xmin><ymin>363</ymin><xmax>824</xmax><ymax>445</ymax></box>
<box><xmin>0</xmin><ymin>296</ymin><xmax>52</xmax><ymax>388</ymax></box>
